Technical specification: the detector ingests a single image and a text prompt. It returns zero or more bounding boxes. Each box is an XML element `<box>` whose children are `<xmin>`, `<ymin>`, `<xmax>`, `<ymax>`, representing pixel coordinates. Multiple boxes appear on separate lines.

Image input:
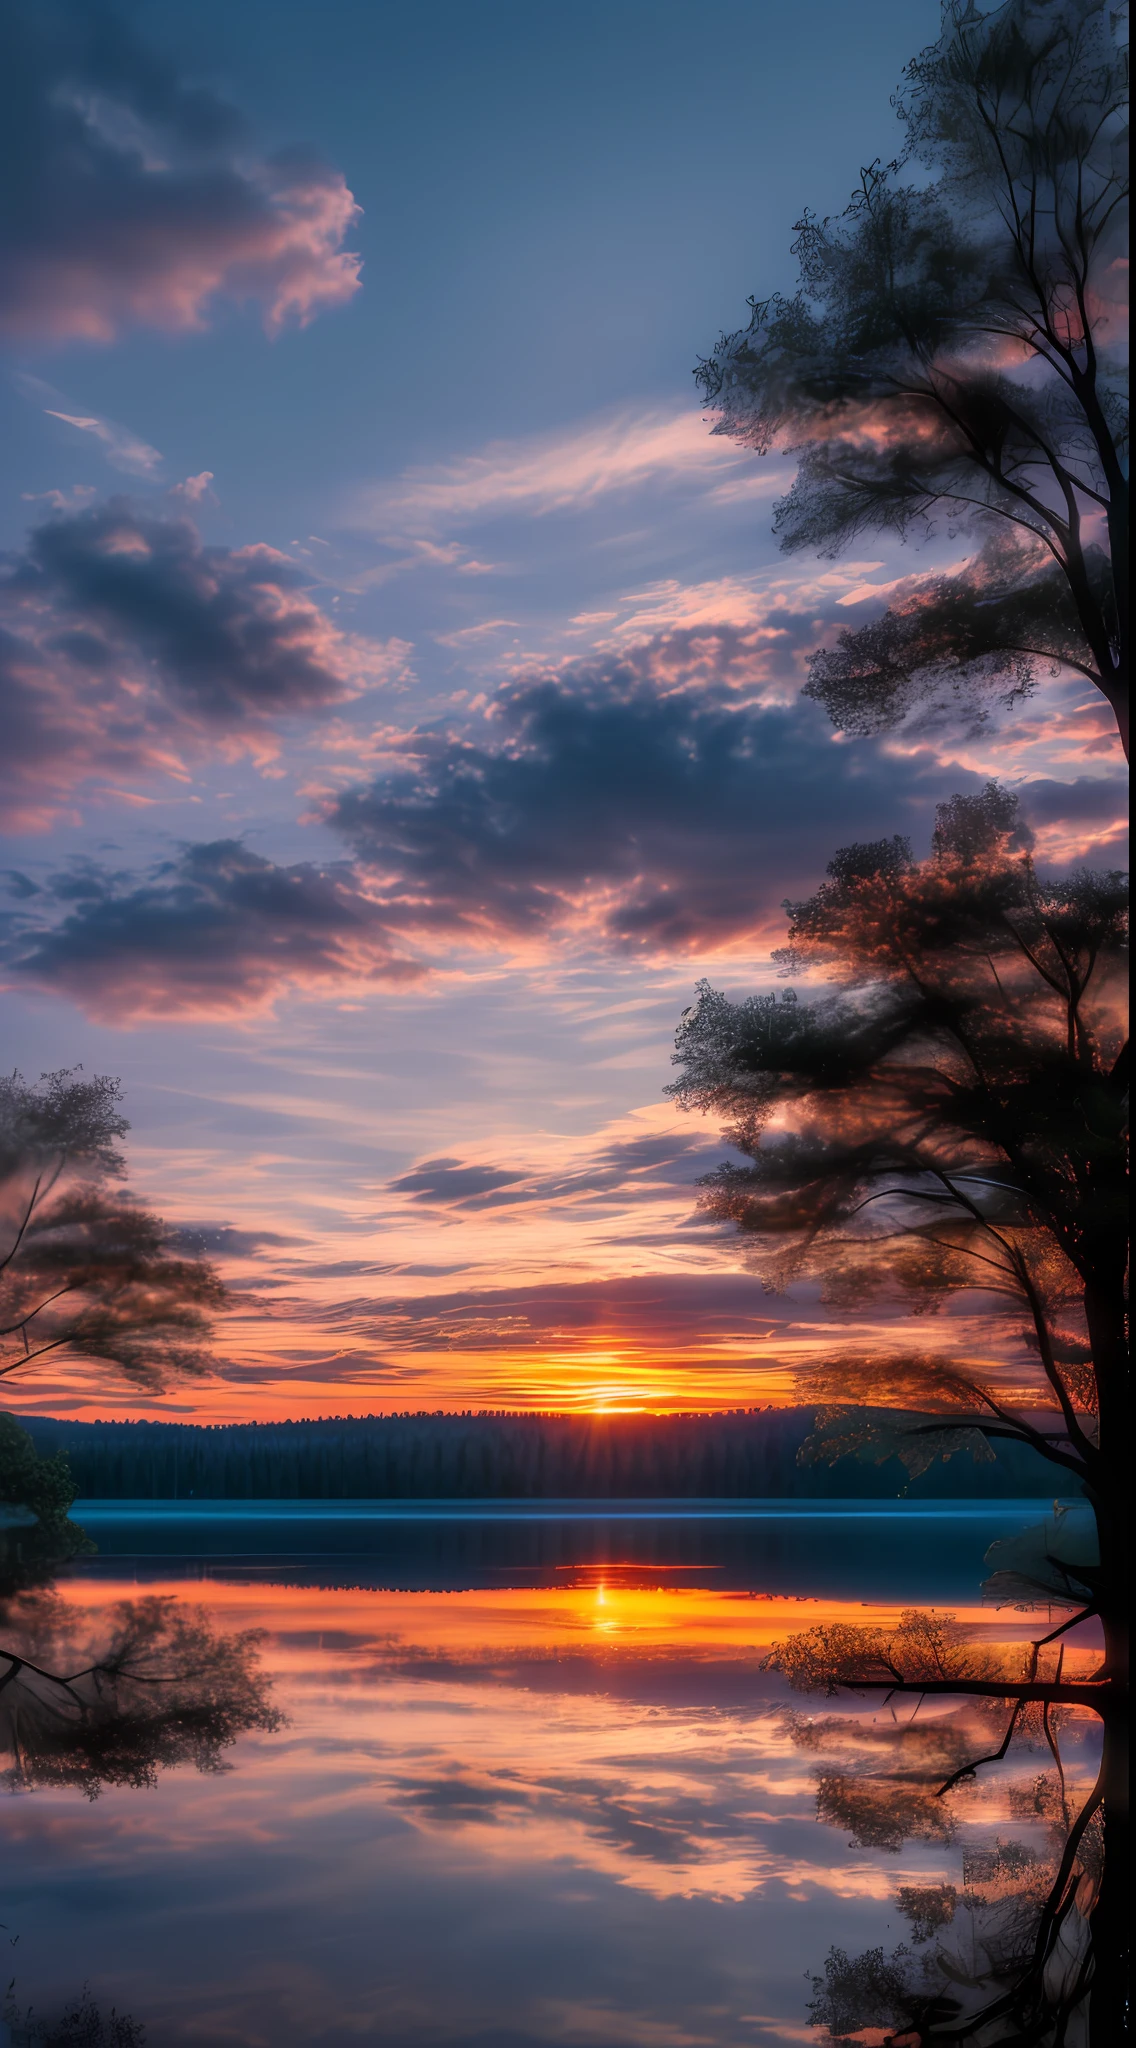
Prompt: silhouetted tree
<box><xmin>0</xmin><ymin>1069</ymin><xmax>227</xmax><ymax>1391</ymax></box>
<box><xmin>0</xmin><ymin>1411</ymin><xmax>91</xmax><ymax>1589</ymax></box>
<box><xmin>697</xmin><ymin>0</ymin><xmax>1129</xmax><ymax>755</ymax></box>
<box><xmin>669</xmin><ymin>785</ymin><xmax>1127</xmax><ymax>2037</ymax></box>
<box><xmin>3</xmin><ymin>1988</ymin><xmax>145</xmax><ymax>2048</ymax></box>
<box><xmin>0</xmin><ymin>1411</ymin><xmax>74</xmax><ymax>1525</ymax></box>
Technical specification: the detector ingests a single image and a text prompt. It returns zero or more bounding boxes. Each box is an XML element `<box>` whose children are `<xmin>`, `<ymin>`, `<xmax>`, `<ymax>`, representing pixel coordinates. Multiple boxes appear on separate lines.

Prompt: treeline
<box><xmin>18</xmin><ymin>1410</ymin><xmax>1073</xmax><ymax>1500</ymax></box>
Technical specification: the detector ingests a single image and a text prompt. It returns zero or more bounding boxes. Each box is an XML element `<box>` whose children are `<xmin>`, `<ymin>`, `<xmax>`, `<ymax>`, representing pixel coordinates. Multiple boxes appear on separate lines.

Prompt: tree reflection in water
<box><xmin>1</xmin><ymin>1588</ymin><xmax>283</xmax><ymax>1796</ymax></box>
<box><xmin>771</xmin><ymin>1599</ymin><xmax>1100</xmax><ymax>2046</ymax></box>
<box><xmin>1</xmin><ymin>1490</ymin><xmax>282</xmax><ymax>2041</ymax></box>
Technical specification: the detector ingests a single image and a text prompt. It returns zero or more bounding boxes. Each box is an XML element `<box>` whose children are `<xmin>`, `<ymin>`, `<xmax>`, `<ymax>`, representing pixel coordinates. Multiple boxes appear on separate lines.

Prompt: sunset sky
<box><xmin>1</xmin><ymin>0</ymin><xmax>1126</xmax><ymax>1421</ymax></box>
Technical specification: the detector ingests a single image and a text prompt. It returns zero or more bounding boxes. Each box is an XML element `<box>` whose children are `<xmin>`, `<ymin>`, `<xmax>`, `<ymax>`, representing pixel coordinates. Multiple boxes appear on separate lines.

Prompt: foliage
<box><xmin>0</xmin><ymin>1589</ymin><xmax>283</xmax><ymax>1796</ymax></box>
<box><xmin>696</xmin><ymin>0</ymin><xmax>1129</xmax><ymax>753</ymax></box>
<box><xmin>0</xmin><ymin>1068</ymin><xmax>227</xmax><ymax>1391</ymax></box>
<box><xmin>0</xmin><ymin>1411</ymin><xmax>91</xmax><ymax>1588</ymax></box>
<box><xmin>3</xmin><ymin>1990</ymin><xmax>146</xmax><ymax>2048</ymax></box>
<box><xmin>16</xmin><ymin>1405</ymin><xmax>1070</xmax><ymax>1502</ymax></box>
<box><xmin>768</xmin><ymin>1608</ymin><xmax>1020</xmax><ymax>1698</ymax></box>
<box><xmin>0</xmin><ymin>1410</ymin><xmax>75</xmax><ymax>1523</ymax></box>
<box><xmin>669</xmin><ymin>780</ymin><xmax>1127</xmax><ymax>2038</ymax></box>
<box><xmin>668</xmin><ymin>785</ymin><xmax>1127</xmax><ymax>1490</ymax></box>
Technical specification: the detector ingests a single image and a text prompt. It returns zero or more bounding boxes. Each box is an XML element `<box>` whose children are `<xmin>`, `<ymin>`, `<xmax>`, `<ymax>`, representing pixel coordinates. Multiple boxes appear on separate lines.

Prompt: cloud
<box><xmin>299</xmin><ymin>1270</ymin><xmax>801</xmax><ymax>1359</ymax></box>
<box><xmin>389</xmin><ymin>1160</ymin><xmax>532</xmax><ymax>1203</ymax></box>
<box><xmin>1010</xmin><ymin>773</ymin><xmax>1128</xmax><ymax>864</ymax></box>
<box><xmin>169</xmin><ymin>1223</ymin><xmax>308</xmax><ymax>1256</ymax></box>
<box><xmin>0</xmin><ymin>499</ymin><xmax>404</xmax><ymax>828</ymax></box>
<box><xmin>169</xmin><ymin>472</ymin><xmax>216</xmax><ymax>503</ymax></box>
<box><xmin>328</xmin><ymin>652</ymin><xmax>960</xmax><ymax>957</ymax></box>
<box><xmin>1007</xmin><ymin>774</ymin><xmax>1127</xmax><ymax>829</ymax></box>
<box><xmin>44</xmin><ymin>406</ymin><xmax>164</xmax><ymax>477</ymax></box>
<box><xmin>387</xmin><ymin>1131</ymin><xmax>719</xmax><ymax>1214</ymax></box>
<box><xmin>6</xmin><ymin>619</ymin><xmax>1115</xmax><ymax>1017</ymax></box>
<box><xmin>20</xmin><ymin>485</ymin><xmax>98</xmax><ymax>512</ymax></box>
<box><xmin>5</xmin><ymin>840</ymin><xmax>422</xmax><ymax>1020</ymax></box>
<box><xmin>353</xmin><ymin>408</ymin><xmax>776</xmax><ymax>535</ymax></box>
<box><xmin>0</xmin><ymin>2</ymin><xmax>361</xmax><ymax>343</ymax></box>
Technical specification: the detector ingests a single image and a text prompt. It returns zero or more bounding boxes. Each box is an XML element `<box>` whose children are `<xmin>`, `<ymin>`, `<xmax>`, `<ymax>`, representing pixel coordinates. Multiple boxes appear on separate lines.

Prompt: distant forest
<box><xmin>20</xmin><ymin>1410</ymin><xmax>1072</xmax><ymax>1500</ymax></box>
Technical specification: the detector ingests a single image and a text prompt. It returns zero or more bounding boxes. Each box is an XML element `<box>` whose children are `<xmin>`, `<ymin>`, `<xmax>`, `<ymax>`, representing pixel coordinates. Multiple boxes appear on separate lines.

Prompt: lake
<box><xmin>0</xmin><ymin>1500</ymin><xmax>1081</xmax><ymax>2047</ymax></box>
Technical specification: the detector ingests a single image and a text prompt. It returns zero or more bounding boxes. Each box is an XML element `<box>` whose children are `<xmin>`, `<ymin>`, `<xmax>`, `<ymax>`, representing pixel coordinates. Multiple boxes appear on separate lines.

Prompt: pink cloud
<box><xmin>0</xmin><ymin>14</ymin><xmax>361</xmax><ymax>344</ymax></box>
<box><xmin>41</xmin><ymin>401</ymin><xmax>163</xmax><ymax>476</ymax></box>
<box><xmin>169</xmin><ymin>472</ymin><xmax>216</xmax><ymax>503</ymax></box>
<box><xmin>353</xmin><ymin>409</ymin><xmax>770</xmax><ymax>532</ymax></box>
<box><xmin>0</xmin><ymin>499</ymin><xmax>404</xmax><ymax>829</ymax></box>
<box><xmin>8</xmin><ymin>841</ymin><xmax>423</xmax><ymax>1023</ymax></box>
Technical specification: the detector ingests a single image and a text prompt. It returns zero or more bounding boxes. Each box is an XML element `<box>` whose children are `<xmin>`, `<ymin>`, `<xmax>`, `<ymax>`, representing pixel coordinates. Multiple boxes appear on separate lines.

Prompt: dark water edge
<box><xmin>66</xmin><ymin>1496</ymin><xmax>1060</xmax><ymax>1598</ymax></box>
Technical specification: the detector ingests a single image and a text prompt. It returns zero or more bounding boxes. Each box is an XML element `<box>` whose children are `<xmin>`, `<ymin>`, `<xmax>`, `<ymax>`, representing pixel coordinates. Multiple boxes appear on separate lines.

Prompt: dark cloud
<box><xmin>330</xmin><ymin>659</ymin><xmax>964</xmax><ymax>955</ymax></box>
<box><xmin>389</xmin><ymin>1160</ymin><xmax>532</xmax><ymax>1203</ymax></box>
<box><xmin>6</xmin><ymin>839</ymin><xmax>421</xmax><ymax>1019</ymax></box>
<box><xmin>169</xmin><ymin>1223</ymin><xmax>309</xmax><ymax>1257</ymax></box>
<box><xmin>1015</xmin><ymin>775</ymin><xmax>1128</xmax><ymax>829</ymax></box>
<box><xmin>0</xmin><ymin>3</ymin><xmax>360</xmax><ymax>343</ymax></box>
<box><xmin>301</xmin><ymin>1271</ymin><xmax>799</xmax><ymax>1355</ymax></box>
<box><xmin>7</xmin><ymin>635</ymin><xmax>1119</xmax><ymax>1018</ymax></box>
<box><xmin>0</xmin><ymin>501</ymin><xmax>388</xmax><ymax>827</ymax></box>
<box><xmin>0</xmin><ymin>870</ymin><xmax>41</xmax><ymax>899</ymax></box>
<box><xmin>386</xmin><ymin>1132</ymin><xmax>720</xmax><ymax>1213</ymax></box>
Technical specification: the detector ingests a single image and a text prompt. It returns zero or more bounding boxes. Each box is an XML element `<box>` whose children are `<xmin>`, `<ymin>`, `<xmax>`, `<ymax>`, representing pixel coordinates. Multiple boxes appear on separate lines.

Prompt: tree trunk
<box><xmin>1074</xmin><ymin>1267</ymin><xmax>1128</xmax><ymax>2034</ymax></box>
<box><xmin>1089</xmin><ymin>1689</ymin><xmax>1130</xmax><ymax>2039</ymax></box>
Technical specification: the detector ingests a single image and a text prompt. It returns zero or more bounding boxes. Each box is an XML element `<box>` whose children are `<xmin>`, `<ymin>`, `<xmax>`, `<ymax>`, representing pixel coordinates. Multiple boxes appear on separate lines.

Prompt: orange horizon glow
<box><xmin>61</xmin><ymin>1574</ymin><xmax>1104</xmax><ymax>1665</ymax></box>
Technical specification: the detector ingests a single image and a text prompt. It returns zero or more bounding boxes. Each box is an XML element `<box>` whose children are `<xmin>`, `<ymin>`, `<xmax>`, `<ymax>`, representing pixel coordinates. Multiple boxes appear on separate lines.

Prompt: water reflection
<box><xmin>0</xmin><ymin>1588</ymin><xmax>281</xmax><ymax>1796</ymax></box>
<box><xmin>1</xmin><ymin>1503</ymin><xmax>1100</xmax><ymax>2047</ymax></box>
<box><xmin>70</xmin><ymin>1496</ymin><xmax>1044</xmax><ymax>1599</ymax></box>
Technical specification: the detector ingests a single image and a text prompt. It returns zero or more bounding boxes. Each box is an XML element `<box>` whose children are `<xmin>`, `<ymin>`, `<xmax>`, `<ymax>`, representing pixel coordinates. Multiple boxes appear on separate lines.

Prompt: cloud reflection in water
<box><xmin>2</xmin><ymin>1561</ymin><xmax>1085</xmax><ymax>2048</ymax></box>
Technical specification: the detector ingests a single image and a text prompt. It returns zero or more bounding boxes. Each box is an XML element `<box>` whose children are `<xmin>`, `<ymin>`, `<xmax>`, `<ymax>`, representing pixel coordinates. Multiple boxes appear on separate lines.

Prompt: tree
<box><xmin>696</xmin><ymin>0</ymin><xmax>1129</xmax><ymax>756</ymax></box>
<box><xmin>3</xmin><ymin>1989</ymin><xmax>146</xmax><ymax>2048</ymax></box>
<box><xmin>668</xmin><ymin>785</ymin><xmax>1128</xmax><ymax>2037</ymax></box>
<box><xmin>0</xmin><ymin>1411</ymin><xmax>90</xmax><ymax>1589</ymax></box>
<box><xmin>0</xmin><ymin>1069</ymin><xmax>227</xmax><ymax>1392</ymax></box>
<box><xmin>0</xmin><ymin>1410</ymin><xmax>75</xmax><ymax>1526</ymax></box>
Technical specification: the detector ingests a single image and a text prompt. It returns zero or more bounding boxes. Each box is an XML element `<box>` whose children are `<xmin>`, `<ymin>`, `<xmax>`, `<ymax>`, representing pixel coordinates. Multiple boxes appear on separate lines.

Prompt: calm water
<box><xmin>2</xmin><ymin>1501</ymin><xmax>1063</xmax><ymax>2047</ymax></box>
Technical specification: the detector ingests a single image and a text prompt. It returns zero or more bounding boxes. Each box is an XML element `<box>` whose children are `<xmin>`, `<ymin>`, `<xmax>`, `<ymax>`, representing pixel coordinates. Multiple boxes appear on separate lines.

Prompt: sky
<box><xmin>0</xmin><ymin>0</ymin><xmax>1126</xmax><ymax>1421</ymax></box>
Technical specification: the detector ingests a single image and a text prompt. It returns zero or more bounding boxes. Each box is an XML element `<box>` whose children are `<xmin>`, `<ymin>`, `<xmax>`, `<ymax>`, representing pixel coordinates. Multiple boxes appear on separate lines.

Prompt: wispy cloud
<box><xmin>44</xmin><ymin>405</ymin><xmax>163</xmax><ymax>476</ymax></box>
<box><xmin>352</xmin><ymin>408</ymin><xmax>781</xmax><ymax>535</ymax></box>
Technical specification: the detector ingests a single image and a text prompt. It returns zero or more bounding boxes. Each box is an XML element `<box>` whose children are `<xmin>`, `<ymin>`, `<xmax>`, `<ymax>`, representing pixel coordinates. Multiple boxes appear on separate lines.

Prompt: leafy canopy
<box><xmin>668</xmin><ymin>784</ymin><xmax>1128</xmax><ymax>1482</ymax></box>
<box><xmin>697</xmin><ymin>0</ymin><xmax>1129</xmax><ymax>753</ymax></box>
<box><xmin>0</xmin><ymin>1068</ymin><xmax>227</xmax><ymax>1391</ymax></box>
